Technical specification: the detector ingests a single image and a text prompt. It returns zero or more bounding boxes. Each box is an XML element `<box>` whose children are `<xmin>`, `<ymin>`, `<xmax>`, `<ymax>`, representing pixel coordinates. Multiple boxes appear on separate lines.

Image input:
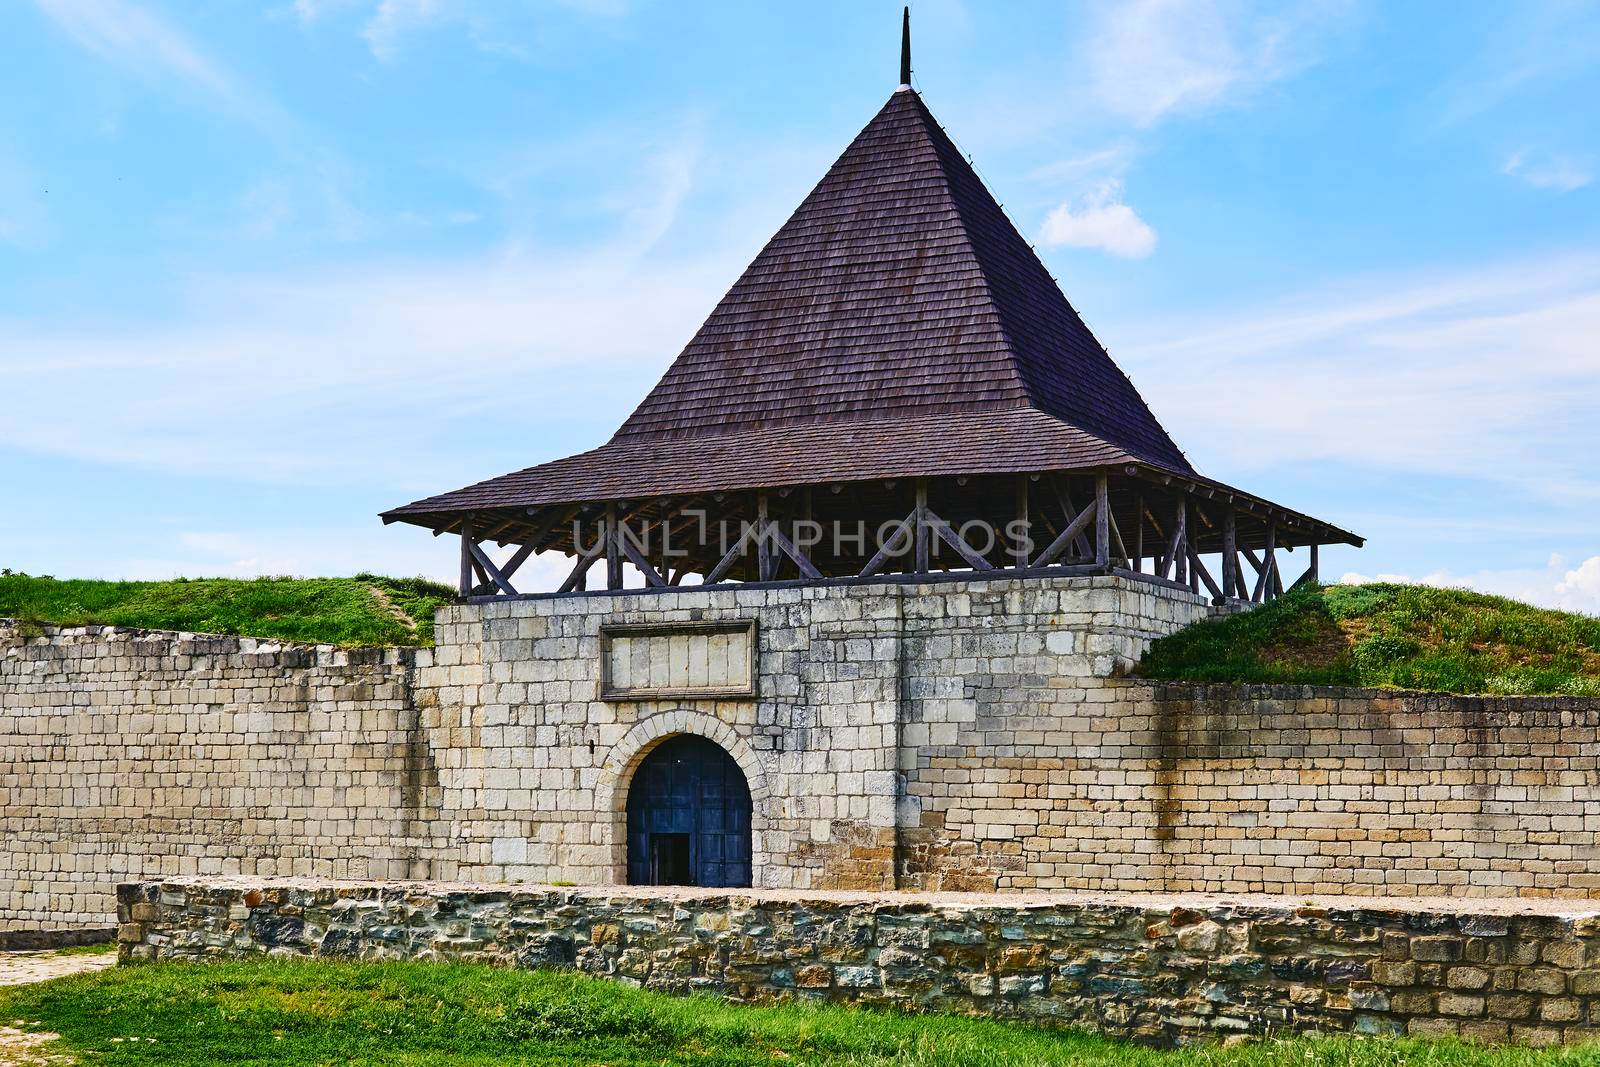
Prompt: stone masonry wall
<box><xmin>899</xmin><ymin>683</ymin><xmax>1600</xmax><ymax>898</ymax></box>
<box><xmin>121</xmin><ymin>877</ymin><xmax>1600</xmax><ymax>1047</ymax></box>
<box><xmin>416</xmin><ymin>575</ymin><xmax>1206</xmax><ymax>891</ymax></box>
<box><xmin>9</xmin><ymin>573</ymin><xmax>1600</xmax><ymax>934</ymax></box>
<box><xmin>0</xmin><ymin>623</ymin><xmax>438</xmax><ymax>930</ymax></box>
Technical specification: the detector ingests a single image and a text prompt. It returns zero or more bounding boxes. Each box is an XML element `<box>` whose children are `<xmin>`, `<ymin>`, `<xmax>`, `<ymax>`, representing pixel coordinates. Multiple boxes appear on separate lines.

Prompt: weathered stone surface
<box><xmin>120</xmin><ymin>878</ymin><xmax>1600</xmax><ymax>1048</ymax></box>
<box><xmin>10</xmin><ymin>570</ymin><xmax>1600</xmax><ymax>936</ymax></box>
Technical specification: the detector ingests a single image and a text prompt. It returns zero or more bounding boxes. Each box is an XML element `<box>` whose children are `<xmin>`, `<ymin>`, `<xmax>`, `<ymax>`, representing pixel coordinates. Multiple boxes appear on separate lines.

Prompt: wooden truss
<box><xmin>450</xmin><ymin>467</ymin><xmax>1339</xmax><ymax>602</ymax></box>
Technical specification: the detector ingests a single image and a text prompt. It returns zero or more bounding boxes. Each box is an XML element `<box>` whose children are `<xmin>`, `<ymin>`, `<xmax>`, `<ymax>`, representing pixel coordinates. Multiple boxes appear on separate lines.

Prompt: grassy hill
<box><xmin>0</xmin><ymin>572</ymin><xmax>454</xmax><ymax>647</ymax></box>
<box><xmin>1136</xmin><ymin>583</ymin><xmax>1600</xmax><ymax>697</ymax></box>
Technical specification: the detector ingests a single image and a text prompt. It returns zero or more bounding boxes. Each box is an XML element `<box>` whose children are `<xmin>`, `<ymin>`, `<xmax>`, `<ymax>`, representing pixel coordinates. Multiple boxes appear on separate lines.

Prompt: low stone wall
<box><xmin>121</xmin><ymin>878</ymin><xmax>1600</xmax><ymax>1047</ymax></box>
<box><xmin>0</xmin><ymin>927</ymin><xmax>115</xmax><ymax>951</ymax></box>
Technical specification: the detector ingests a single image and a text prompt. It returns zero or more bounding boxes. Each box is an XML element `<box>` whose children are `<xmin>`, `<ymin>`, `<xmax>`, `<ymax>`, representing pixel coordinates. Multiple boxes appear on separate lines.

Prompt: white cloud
<box><xmin>0</xmin><ymin>146</ymin><xmax>48</xmax><ymax>248</ymax></box>
<box><xmin>344</xmin><ymin>0</ymin><xmax>625</xmax><ymax>62</ymax></box>
<box><xmin>1120</xmin><ymin>253</ymin><xmax>1600</xmax><ymax>499</ymax></box>
<box><xmin>1080</xmin><ymin>0</ymin><xmax>1347</xmax><ymax>126</ymax></box>
<box><xmin>0</xmin><ymin>242</ymin><xmax>733</xmax><ymax>490</ymax></box>
<box><xmin>1026</xmin><ymin>146</ymin><xmax>1134</xmax><ymax>185</ymax></box>
<box><xmin>362</xmin><ymin>0</ymin><xmax>441</xmax><ymax>59</ymax></box>
<box><xmin>1038</xmin><ymin>179</ymin><xmax>1157</xmax><ymax>258</ymax></box>
<box><xmin>1555</xmin><ymin>555</ymin><xmax>1600</xmax><ymax>610</ymax></box>
<box><xmin>290</xmin><ymin>0</ymin><xmax>358</xmax><ymax>23</ymax></box>
<box><xmin>31</xmin><ymin>0</ymin><xmax>235</xmax><ymax>98</ymax></box>
<box><xmin>30</xmin><ymin>0</ymin><xmax>306</xmax><ymax>150</ymax></box>
<box><xmin>1432</xmin><ymin>4</ymin><xmax>1600</xmax><ymax>128</ymax></box>
<box><xmin>1502</xmin><ymin>151</ymin><xmax>1592</xmax><ymax>192</ymax></box>
<box><xmin>1339</xmin><ymin>554</ymin><xmax>1600</xmax><ymax>616</ymax></box>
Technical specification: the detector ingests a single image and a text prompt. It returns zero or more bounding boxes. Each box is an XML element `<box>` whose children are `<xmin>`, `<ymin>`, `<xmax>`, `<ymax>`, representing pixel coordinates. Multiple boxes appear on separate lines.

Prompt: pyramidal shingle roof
<box><xmin>386</xmin><ymin>88</ymin><xmax>1197</xmax><ymax>522</ymax></box>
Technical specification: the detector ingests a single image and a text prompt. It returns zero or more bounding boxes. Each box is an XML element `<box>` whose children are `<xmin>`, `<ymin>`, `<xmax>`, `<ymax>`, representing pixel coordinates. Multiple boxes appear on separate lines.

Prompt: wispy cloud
<box><xmin>300</xmin><ymin>0</ymin><xmax>630</xmax><ymax>62</ymax></box>
<box><xmin>1502</xmin><ymin>151</ymin><xmax>1592</xmax><ymax>192</ymax></box>
<box><xmin>28</xmin><ymin>0</ymin><xmax>296</xmax><ymax>139</ymax></box>
<box><xmin>1079</xmin><ymin>0</ymin><xmax>1349</xmax><ymax>127</ymax></box>
<box><xmin>0</xmin><ymin>144</ymin><xmax>49</xmax><ymax>248</ymax></box>
<box><xmin>30</xmin><ymin>0</ymin><xmax>379</xmax><ymax>244</ymax></box>
<box><xmin>32</xmin><ymin>0</ymin><xmax>234</xmax><ymax>96</ymax></box>
<box><xmin>1121</xmin><ymin>253</ymin><xmax>1600</xmax><ymax>501</ymax></box>
<box><xmin>0</xmin><ymin>241</ymin><xmax>735</xmax><ymax>490</ymax></box>
<box><xmin>1433</xmin><ymin>4</ymin><xmax>1600</xmax><ymax>128</ymax></box>
<box><xmin>1038</xmin><ymin>178</ymin><xmax>1156</xmax><ymax>258</ymax></box>
<box><xmin>1026</xmin><ymin>145</ymin><xmax>1135</xmax><ymax>186</ymax></box>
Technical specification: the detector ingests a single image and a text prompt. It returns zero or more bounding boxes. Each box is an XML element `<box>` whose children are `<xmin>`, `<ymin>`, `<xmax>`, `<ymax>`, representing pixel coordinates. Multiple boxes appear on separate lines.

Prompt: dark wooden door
<box><xmin>626</xmin><ymin>735</ymin><xmax>752</xmax><ymax>888</ymax></box>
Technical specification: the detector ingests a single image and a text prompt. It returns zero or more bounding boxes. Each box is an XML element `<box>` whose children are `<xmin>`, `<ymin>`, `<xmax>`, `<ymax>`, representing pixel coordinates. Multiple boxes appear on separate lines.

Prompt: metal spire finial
<box><xmin>898</xmin><ymin>7</ymin><xmax>912</xmax><ymax>90</ymax></box>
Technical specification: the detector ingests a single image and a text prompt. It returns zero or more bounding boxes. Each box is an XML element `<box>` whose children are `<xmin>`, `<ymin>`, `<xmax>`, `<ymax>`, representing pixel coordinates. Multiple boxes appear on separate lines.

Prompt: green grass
<box><xmin>2</xmin><ymin>958</ymin><xmax>1598</xmax><ymax>1067</ymax></box>
<box><xmin>0</xmin><ymin>572</ymin><xmax>453</xmax><ymax>647</ymax></box>
<box><xmin>48</xmin><ymin>941</ymin><xmax>117</xmax><ymax>958</ymax></box>
<box><xmin>1136</xmin><ymin>583</ymin><xmax>1600</xmax><ymax>696</ymax></box>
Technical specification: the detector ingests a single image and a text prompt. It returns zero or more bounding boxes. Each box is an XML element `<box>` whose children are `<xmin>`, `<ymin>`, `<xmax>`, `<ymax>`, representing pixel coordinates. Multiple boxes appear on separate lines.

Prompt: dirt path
<box><xmin>0</xmin><ymin>952</ymin><xmax>114</xmax><ymax>988</ymax></box>
<box><xmin>0</xmin><ymin>1025</ymin><xmax>72</xmax><ymax>1067</ymax></box>
<box><xmin>367</xmin><ymin>583</ymin><xmax>419</xmax><ymax>636</ymax></box>
<box><xmin>0</xmin><ymin>950</ymin><xmax>116</xmax><ymax>1066</ymax></box>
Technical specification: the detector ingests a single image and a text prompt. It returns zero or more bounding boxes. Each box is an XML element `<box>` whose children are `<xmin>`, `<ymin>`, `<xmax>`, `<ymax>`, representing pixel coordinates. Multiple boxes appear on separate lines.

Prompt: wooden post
<box><xmin>1254</xmin><ymin>524</ymin><xmax>1276</xmax><ymax>603</ymax></box>
<box><xmin>1134</xmin><ymin>494</ymin><xmax>1144</xmax><ymax>573</ymax></box>
<box><xmin>1094</xmin><ymin>475</ymin><xmax>1110</xmax><ymax>569</ymax></box>
<box><xmin>1014</xmin><ymin>475</ymin><xmax>1029</xmax><ymax>569</ymax></box>
<box><xmin>802</xmin><ymin>486</ymin><xmax>813</xmax><ymax>568</ymax></box>
<box><xmin>605</xmin><ymin>503</ymin><xmax>623</xmax><ymax>590</ymax></box>
<box><xmin>1222</xmin><ymin>509</ymin><xmax>1238</xmax><ymax>600</ymax></box>
<box><xmin>921</xmin><ymin>476</ymin><xmax>934</xmax><ymax>572</ymax></box>
<box><xmin>458</xmin><ymin>516</ymin><xmax>474</xmax><ymax>596</ymax></box>
<box><xmin>757</xmin><ymin>492</ymin><xmax>776</xmax><ymax>582</ymax></box>
<box><xmin>1309</xmin><ymin>543</ymin><xmax>1319</xmax><ymax>585</ymax></box>
<box><xmin>1174</xmin><ymin>499</ymin><xmax>1188</xmax><ymax>585</ymax></box>
<box><xmin>1267</xmin><ymin>525</ymin><xmax>1280</xmax><ymax>599</ymax></box>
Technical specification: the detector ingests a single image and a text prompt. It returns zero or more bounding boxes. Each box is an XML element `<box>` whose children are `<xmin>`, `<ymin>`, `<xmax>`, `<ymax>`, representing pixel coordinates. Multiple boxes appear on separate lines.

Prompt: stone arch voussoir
<box><xmin>595</xmin><ymin>709</ymin><xmax>771</xmax><ymax>885</ymax></box>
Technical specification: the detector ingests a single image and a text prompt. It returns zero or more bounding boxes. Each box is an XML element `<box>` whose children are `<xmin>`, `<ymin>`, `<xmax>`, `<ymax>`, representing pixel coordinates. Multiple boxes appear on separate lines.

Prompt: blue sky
<box><xmin>2</xmin><ymin>0</ymin><xmax>1598</xmax><ymax>611</ymax></box>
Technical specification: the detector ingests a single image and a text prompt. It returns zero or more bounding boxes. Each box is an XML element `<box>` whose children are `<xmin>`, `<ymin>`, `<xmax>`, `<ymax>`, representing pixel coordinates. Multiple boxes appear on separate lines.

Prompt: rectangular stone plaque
<box><xmin>599</xmin><ymin>620</ymin><xmax>758</xmax><ymax>701</ymax></box>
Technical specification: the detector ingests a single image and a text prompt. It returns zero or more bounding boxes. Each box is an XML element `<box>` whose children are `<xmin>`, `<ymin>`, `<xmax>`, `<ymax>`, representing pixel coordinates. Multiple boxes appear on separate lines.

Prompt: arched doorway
<box><xmin>626</xmin><ymin>735</ymin><xmax>752</xmax><ymax>888</ymax></box>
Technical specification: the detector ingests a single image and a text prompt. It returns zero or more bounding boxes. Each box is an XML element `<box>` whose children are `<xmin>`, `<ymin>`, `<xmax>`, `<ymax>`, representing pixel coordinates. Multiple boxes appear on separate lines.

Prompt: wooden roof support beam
<box><xmin>1157</xmin><ymin>500</ymin><xmax>1186</xmax><ymax>582</ymax></box>
<box><xmin>756</xmin><ymin>492</ymin><xmax>777</xmax><ymax>582</ymax></box>
<box><xmin>1013</xmin><ymin>475</ymin><xmax>1030</xmax><ymax>569</ymax></box>
<box><xmin>617</xmin><ymin>527</ymin><xmax>667</xmax><ymax>588</ymax></box>
<box><xmin>496</xmin><ymin>541</ymin><xmax>539</xmax><ymax>585</ymax></box>
<box><xmin>860</xmin><ymin>510</ymin><xmax>917</xmax><ymax>577</ymax></box>
<box><xmin>914</xmin><ymin>480</ymin><xmax>930</xmax><ymax>574</ymax></box>
<box><xmin>1050</xmin><ymin>475</ymin><xmax>1094</xmax><ymax>559</ymax></box>
<box><xmin>458</xmin><ymin>517</ymin><xmax>474</xmax><ymax>596</ymax></box>
<box><xmin>466</xmin><ymin>537</ymin><xmax>520</xmax><ymax>596</ymax></box>
<box><xmin>767</xmin><ymin>523</ymin><xmax>823</xmax><ymax>580</ymax></box>
<box><xmin>1221</xmin><ymin>509</ymin><xmax>1239</xmax><ymax>600</ymax></box>
<box><xmin>516</xmin><ymin>505</ymin><xmax>576</xmax><ymax>552</ymax></box>
<box><xmin>1187</xmin><ymin>544</ymin><xmax>1224</xmax><ymax>602</ymax></box>
<box><xmin>478</xmin><ymin>514</ymin><xmax>523</xmax><ymax>544</ymax></box>
<box><xmin>1252</xmin><ymin>525</ymin><xmax>1277</xmax><ymax>603</ymax></box>
<box><xmin>924</xmin><ymin>509</ymin><xmax>995</xmax><ymax>571</ymax></box>
<box><xmin>705</xmin><ymin>524</ymin><xmax>755</xmax><ymax>585</ymax></box>
<box><xmin>1094</xmin><ymin>475</ymin><xmax>1110</xmax><ymax>568</ymax></box>
<box><xmin>1123</xmin><ymin>466</ymin><xmax>1355</xmax><ymax>547</ymax></box>
<box><xmin>1133</xmin><ymin>493</ymin><xmax>1144</xmax><ymax>572</ymax></box>
<box><xmin>1290</xmin><ymin>544</ymin><xmax>1320</xmax><ymax>591</ymax></box>
<box><xmin>1106</xmin><ymin>493</ymin><xmax>1130</xmax><ymax>567</ymax></box>
<box><xmin>1032</xmin><ymin>499</ymin><xmax>1097</xmax><ymax>567</ymax></box>
<box><xmin>605</xmin><ymin>503</ymin><xmax>623</xmax><ymax>590</ymax></box>
<box><xmin>556</xmin><ymin>544</ymin><xmax>604</xmax><ymax>594</ymax></box>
